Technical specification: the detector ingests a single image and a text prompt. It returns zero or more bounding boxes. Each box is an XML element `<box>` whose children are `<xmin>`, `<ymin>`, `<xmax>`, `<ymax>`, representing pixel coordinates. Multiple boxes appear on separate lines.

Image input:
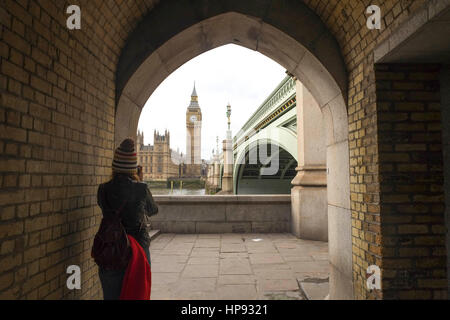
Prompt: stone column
<box><xmin>221</xmin><ymin>131</ymin><xmax>234</xmax><ymax>194</ymax></box>
<box><xmin>206</xmin><ymin>166</ymin><xmax>212</xmax><ymax>188</ymax></box>
<box><xmin>213</xmin><ymin>157</ymin><xmax>220</xmax><ymax>189</ymax></box>
<box><xmin>291</xmin><ymin>81</ymin><xmax>328</xmax><ymax>241</ymax></box>
<box><xmin>209</xmin><ymin>166</ymin><xmax>213</xmax><ymax>184</ymax></box>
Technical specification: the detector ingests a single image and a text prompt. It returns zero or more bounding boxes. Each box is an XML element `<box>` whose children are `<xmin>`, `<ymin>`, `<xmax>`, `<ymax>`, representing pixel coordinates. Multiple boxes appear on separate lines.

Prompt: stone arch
<box><xmin>234</xmin><ymin>140</ymin><xmax>297</xmax><ymax>195</ymax></box>
<box><xmin>115</xmin><ymin>0</ymin><xmax>351</xmax><ymax>299</ymax></box>
<box><xmin>115</xmin><ymin>1</ymin><xmax>347</xmax><ymax>145</ymax></box>
<box><xmin>233</xmin><ymin>126</ymin><xmax>298</xmax><ymax>191</ymax></box>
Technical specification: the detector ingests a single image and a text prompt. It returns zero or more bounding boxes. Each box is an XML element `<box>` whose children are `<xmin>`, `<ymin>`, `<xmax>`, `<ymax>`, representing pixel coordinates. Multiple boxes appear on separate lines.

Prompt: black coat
<box><xmin>97</xmin><ymin>175</ymin><xmax>158</xmax><ymax>248</ymax></box>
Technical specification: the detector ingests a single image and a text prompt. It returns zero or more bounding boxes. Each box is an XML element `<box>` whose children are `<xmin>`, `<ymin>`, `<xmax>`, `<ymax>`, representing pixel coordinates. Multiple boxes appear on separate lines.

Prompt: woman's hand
<box><xmin>137</xmin><ymin>165</ymin><xmax>143</xmax><ymax>181</ymax></box>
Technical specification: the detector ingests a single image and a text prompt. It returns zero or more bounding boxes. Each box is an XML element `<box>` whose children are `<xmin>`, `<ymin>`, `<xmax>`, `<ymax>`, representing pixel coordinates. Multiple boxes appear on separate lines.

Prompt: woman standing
<box><xmin>95</xmin><ymin>138</ymin><xmax>158</xmax><ymax>300</ymax></box>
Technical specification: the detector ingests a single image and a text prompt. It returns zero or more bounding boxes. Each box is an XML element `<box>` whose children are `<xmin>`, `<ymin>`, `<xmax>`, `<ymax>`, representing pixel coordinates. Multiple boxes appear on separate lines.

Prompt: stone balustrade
<box><xmin>150</xmin><ymin>195</ymin><xmax>291</xmax><ymax>233</ymax></box>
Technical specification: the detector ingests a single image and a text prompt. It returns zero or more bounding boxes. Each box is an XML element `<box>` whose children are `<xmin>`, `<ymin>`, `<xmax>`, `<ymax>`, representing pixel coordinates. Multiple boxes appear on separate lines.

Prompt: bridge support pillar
<box><xmin>291</xmin><ymin>81</ymin><xmax>328</xmax><ymax>241</ymax></box>
<box><xmin>291</xmin><ymin>166</ymin><xmax>327</xmax><ymax>241</ymax></box>
<box><xmin>206</xmin><ymin>166</ymin><xmax>213</xmax><ymax>191</ymax></box>
<box><xmin>221</xmin><ymin>133</ymin><xmax>234</xmax><ymax>194</ymax></box>
<box><xmin>209</xmin><ymin>166</ymin><xmax>214</xmax><ymax>187</ymax></box>
<box><xmin>213</xmin><ymin>158</ymin><xmax>220</xmax><ymax>189</ymax></box>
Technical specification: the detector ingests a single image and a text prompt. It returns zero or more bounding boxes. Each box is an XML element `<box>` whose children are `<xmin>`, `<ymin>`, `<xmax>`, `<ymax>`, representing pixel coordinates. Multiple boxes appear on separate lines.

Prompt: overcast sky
<box><xmin>137</xmin><ymin>44</ymin><xmax>286</xmax><ymax>160</ymax></box>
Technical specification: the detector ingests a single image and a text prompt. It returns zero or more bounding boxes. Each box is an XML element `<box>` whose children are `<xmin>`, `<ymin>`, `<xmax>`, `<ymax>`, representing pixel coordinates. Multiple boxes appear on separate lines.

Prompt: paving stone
<box><xmin>216</xmin><ymin>284</ymin><xmax>257</xmax><ymax>300</ymax></box>
<box><xmin>151</xmin><ymin>288</ymin><xmax>173</xmax><ymax>300</ymax></box>
<box><xmin>154</xmin><ymin>233</ymin><xmax>176</xmax><ymax>240</ymax></box>
<box><xmin>152</xmin><ymin>262</ymin><xmax>186</xmax><ymax>273</ymax></box>
<box><xmin>187</xmin><ymin>257</ymin><xmax>219</xmax><ymax>265</ymax></box>
<box><xmin>245</xmin><ymin>244</ymin><xmax>278</xmax><ymax>253</ymax></box>
<box><xmin>177</xmin><ymin>291</ymin><xmax>219</xmax><ymax>300</ymax></box>
<box><xmin>251</xmin><ymin>263</ymin><xmax>292</xmax><ymax>271</ymax></box>
<box><xmin>271</xmin><ymin>248</ymin><xmax>304</xmax><ymax>256</ymax></box>
<box><xmin>253</xmin><ymin>268</ymin><xmax>295</xmax><ymax>280</ymax></box>
<box><xmin>154</xmin><ymin>254</ymin><xmax>189</xmax><ymax>264</ymax></box>
<box><xmin>217</xmin><ymin>275</ymin><xmax>256</xmax><ymax>285</ymax></box>
<box><xmin>219</xmin><ymin>258</ymin><xmax>252</xmax><ymax>275</ymax></box>
<box><xmin>170</xmin><ymin>278</ymin><xmax>217</xmax><ymax>299</ymax></box>
<box><xmin>182</xmin><ymin>264</ymin><xmax>219</xmax><ymax>278</ymax></box>
<box><xmin>312</xmin><ymin>253</ymin><xmax>329</xmax><ymax>261</ymax></box>
<box><xmin>295</xmin><ymin>272</ymin><xmax>329</xmax><ymax>281</ymax></box>
<box><xmin>150</xmin><ymin>233</ymin><xmax>329</xmax><ymax>300</ymax></box>
<box><xmin>171</xmin><ymin>277</ymin><xmax>217</xmax><ymax>292</ymax></box>
<box><xmin>258</xmin><ymin>290</ymin><xmax>305</xmax><ymax>300</ymax></box>
<box><xmin>160</xmin><ymin>249</ymin><xmax>193</xmax><ymax>255</ymax></box>
<box><xmin>195</xmin><ymin>239</ymin><xmax>221</xmax><ymax>248</ymax></box>
<box><xmin>299</xmin><ymin>276</ymin><xmax>329</xmax><ymax>300</ymax></box>
<box><xmin>273</xmin><ymin>241</ymin><xmax>303</xmax><ymax>249</ymax></box>
<box><xmin>220</xmin><ymin>235</ymin><xmax>245</xmax><ymax>244</ymax></box>
<box><xmin>220</xmin><ymin>243</ymin><xmax>246</xmax><ymax>252</ymax></box>
<box><xmin>151</xmin><ymin>234</ymin><xmax>176</xmax><ymax>248</ymax></box>
<box><xmin>150</xmin><ymin>249</ymin><xmax>162</xmax><ymax>256</ymax></box>
<box><xmin>152</xmin><ymin>272</ymin><xmax>180</xmax><ymax>285</ymax></box>
<box><xmin>256</xmin><ymin>279</ymin><xmax>299</xmax><ymax>292</ymax></box>
<box><xmin>219</xmin><ymin>252</ymin><xmax>249</xmax><ymax>259</ymax></box>
<box><xmin>287</xmin><ymin>260</ymin><xmax>330</xmax><ymax>273</ymax></box>
<box><xmin>164</xmin><ymin>243</ymin><xmax>194</xmax><ymax>250</ymax></box>
<box><xmin>173</xmin><ymin>234</ymin><xmax>198</xmax><ymax>242</ymax></box>
<box><xmin>280</xmin><ymin>254</ymin><xmax>314</xmax><ymax>262</ymax></box>
<box><xmin>299</xmin><ymin>282</ymin><xmax>329</xmax><ymax>300</ymax></box>
<box><xmin>267</xmin><ymin>233</ymin><xmax>297</xmax><ymax>240</ymax></box>
<box><xmin>198</xmin><ymin>234</ymin><xmax>221</xmax><ymax>239</ymax></box>
<box><xmin>191</xmin><ymin>247</ymin><xmax>220</xmax><ymax>257</ymax></box>
<box><xmin>249</xmin><ymin>253</ymin><xmax>284</xmax><ymax>264</ymax></box>
<box><xmin>150</xmin><ymin>242</ymin><xmax>169</xmax><ymax>250</ymax></box>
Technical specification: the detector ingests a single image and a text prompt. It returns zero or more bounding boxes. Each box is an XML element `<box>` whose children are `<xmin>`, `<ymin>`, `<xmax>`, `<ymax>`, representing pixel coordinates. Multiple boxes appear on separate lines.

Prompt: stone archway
<box><xmin>234</xmin><ymin>141</ymin><xmax>297</xmax><ymax>195</ymax></box>
<box><xmin>115</xmin><ymin>1</ymin><xmax>351</xmax><ymax>299</ymax></box>
<box><xmin>233</xmin><ymin>125</ymin><xmax>298</xmax><ymax>189</ymax></box>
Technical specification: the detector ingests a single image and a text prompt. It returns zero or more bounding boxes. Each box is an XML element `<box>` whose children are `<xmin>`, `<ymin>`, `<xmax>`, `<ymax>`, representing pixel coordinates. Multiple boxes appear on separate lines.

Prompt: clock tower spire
<box><xmin>186</xmin><ymin>82</ymin><xmax>202</xmax><ymax>176</ymax></box>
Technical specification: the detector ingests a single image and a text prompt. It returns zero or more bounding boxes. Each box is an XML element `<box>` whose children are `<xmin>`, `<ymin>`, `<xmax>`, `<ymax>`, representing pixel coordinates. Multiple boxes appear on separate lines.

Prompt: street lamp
<box><xmin>226</xmin><ymin>103</ymin><xmax>231</xmax><ymax>130</ymax></box>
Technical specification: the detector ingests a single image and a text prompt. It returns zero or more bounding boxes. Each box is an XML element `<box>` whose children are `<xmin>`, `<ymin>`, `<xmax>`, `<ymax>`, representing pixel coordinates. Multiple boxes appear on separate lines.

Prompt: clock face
<box><xmin>190</xmin><ymin>115</ymin><xmax>197</xmax><ymax>122</ymax></box>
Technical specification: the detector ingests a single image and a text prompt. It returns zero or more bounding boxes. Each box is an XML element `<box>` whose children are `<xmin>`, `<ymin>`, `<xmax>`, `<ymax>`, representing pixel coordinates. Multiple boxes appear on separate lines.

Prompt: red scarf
<box><xmin>120</xmin><ymin>235</ymin><xmax>151</xmax><ymax>300</ymax></box>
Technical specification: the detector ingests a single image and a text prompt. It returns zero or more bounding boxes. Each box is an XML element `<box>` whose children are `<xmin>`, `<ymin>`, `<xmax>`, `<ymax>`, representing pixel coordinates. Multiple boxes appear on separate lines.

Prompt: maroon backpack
<box><xmin>91</xmin><ymin>184</ymin><xmax>131</xmax><ymax>270</ymax></box>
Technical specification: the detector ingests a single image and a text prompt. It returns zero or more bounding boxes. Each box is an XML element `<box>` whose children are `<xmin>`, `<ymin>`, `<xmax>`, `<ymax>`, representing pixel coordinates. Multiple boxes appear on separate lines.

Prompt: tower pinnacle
<box><xmin>192</xmin><ymin>81</ymin><xmax>197</xmax><ymax>97</ymax></box>
<box><xmin>226</xmin><ymin>103</ymin><xmax>231</xmax><ymax>131</ymax></box>
<box><xmin>189</xmin><ymin>82</ymin><xmax>199</xmax><ymax>105</ymax></box>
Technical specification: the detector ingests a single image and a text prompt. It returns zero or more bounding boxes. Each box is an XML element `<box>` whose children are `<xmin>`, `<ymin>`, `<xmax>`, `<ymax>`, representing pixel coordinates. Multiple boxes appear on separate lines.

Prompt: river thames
<box><xmin>149</xmin><ymin>188</ymin><xmax>206</xmax><ymax>195</ymax></box>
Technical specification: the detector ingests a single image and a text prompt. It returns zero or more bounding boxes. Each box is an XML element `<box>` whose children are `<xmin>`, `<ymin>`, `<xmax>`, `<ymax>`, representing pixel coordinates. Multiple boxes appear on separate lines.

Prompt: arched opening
<box><xmin>115</xmin><ymin>3</ymin><xmax>351</xmax><ymax>299</ymax></box>
<box><xmin>235</xmin><ymin>142</ymin><xmax>297</xmax><ymax>194</ymax></box>
<box><xmin>232</xmin><ymin>112</ymin><xmax>299</xmax><ymax>186</ymax></box>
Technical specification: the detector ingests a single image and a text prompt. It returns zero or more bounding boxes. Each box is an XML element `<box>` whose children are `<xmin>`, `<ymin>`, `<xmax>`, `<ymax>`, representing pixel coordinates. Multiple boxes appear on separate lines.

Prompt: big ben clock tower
<box><xmin>186</xmin><ymin>83</ymin><xmax>202</xmax><ymax>176</ymax></box>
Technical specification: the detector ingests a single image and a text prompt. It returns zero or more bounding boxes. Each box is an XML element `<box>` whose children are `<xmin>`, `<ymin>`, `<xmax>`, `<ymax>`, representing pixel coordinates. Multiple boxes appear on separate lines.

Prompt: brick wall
<box><xmin>0</xmin><ymin>0</ymin><xmax>162</xmax><ymax>299</ymax></box>
<box><xmin>299</xmin><ymin>0</ymin><xmax>438</xmax><ymax>300</ymax></box>
<box><xmin>376</xmin><ymin>64</ymin><xmax>447</xmax><ymax>299</ymax></box>
<box><xmin>0</xmin><ymin>0</ymin><xmax>112</xmax><ymax>299</ymax></box>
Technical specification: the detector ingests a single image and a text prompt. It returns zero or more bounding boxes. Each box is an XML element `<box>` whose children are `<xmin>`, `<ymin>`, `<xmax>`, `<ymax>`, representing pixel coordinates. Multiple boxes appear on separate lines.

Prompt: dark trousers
<box><xmin>99</xmin><ymin>243</ymin><xmax>151</xmax><ymax>300</ymax></box>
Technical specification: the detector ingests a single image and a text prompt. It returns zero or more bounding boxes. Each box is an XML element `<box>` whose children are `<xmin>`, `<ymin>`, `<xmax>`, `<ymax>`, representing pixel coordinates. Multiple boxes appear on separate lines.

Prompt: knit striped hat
<box><xmin>112</xmin><ymin>138</ymin><xmax>137</xmax><ymax>174</ymax></box>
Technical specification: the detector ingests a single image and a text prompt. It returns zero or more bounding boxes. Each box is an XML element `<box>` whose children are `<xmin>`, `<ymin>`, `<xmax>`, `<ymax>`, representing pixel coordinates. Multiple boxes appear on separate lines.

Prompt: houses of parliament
<box><xmin>136</xmin><ymin>85</ymin><xmax>207</xmax><ymax>181</ymax></box>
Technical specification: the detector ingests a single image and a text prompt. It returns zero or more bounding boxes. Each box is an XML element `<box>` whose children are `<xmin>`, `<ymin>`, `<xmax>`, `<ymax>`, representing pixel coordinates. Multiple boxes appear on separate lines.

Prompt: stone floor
<box><xmin>149</xmin><ymin>233</ymin><xmax>329</xmax><ymax>300</ymax></box>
